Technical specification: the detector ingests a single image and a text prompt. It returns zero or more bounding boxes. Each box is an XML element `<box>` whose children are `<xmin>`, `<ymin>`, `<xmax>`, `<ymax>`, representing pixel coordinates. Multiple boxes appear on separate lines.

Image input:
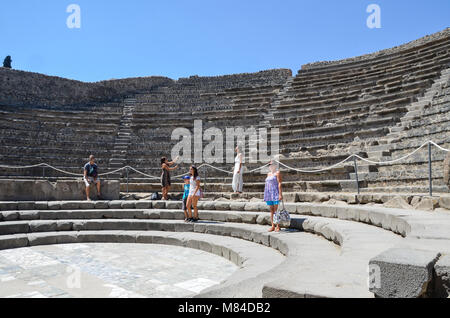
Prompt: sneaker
<box><xmin>192</xmin><ymin>218</ymin><xmax>199</xmax><ymax>223</ymax></box>
<box><xmin>97</xmin><ymin>194</ymin><xmax>104</xmax><ymax>200</ymax></box>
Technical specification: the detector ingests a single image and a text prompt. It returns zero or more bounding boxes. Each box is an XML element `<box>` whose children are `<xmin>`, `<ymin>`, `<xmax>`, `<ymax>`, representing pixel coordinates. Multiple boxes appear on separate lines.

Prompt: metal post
<box><xmin>428</xmin><ymin>142</ymin><xmax>433</xmax><ymax>197</ymax></box>
<box><xmin>126</xmin><ymin>167</ymin><xmax>129</xmax><ymax>194</ymax></box>
<box><xmin>204</xmin><ymin>168</ymin><xmax>207</xmax><ymax>193</ymax></box>
<box><xmin>353</xmin><ymin>156</ymin><xmax>360</xmax><ymax>195</ymax></box>
<box><xmin>42</xmin><ymin>166</ymin><xmax>45</xmax><ymax>179</ymax></box>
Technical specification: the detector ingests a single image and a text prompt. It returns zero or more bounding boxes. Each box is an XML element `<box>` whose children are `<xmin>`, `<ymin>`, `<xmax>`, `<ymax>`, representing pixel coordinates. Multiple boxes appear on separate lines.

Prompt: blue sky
<box><xmin>1</xmin><ymin>0</ymin><xmax>448</xmax><ymax>82</ymax></box>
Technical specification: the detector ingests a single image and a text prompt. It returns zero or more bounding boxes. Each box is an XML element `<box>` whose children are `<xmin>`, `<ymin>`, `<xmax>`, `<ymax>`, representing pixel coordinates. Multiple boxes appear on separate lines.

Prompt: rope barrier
<box><xmin>0</xmin><ymin>140</ymin><xmax>448</xmax><ymax>178</ymax></box>
<box><xmin>275</xmin><ymin>156</ymin><xmax>353</xmax><ymax>173</ymax></box>
<box><xmin>430</xmin><ymin>141</ymin><xmax>450</xmax><ymax>152</ymax></box>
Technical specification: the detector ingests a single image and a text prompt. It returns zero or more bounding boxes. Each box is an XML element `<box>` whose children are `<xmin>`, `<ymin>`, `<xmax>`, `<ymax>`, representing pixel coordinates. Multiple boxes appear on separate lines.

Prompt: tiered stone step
<box><xmin>1</xmin><ymin>197</ymin><xmax>450</xmax><ymax>297</ymax></box>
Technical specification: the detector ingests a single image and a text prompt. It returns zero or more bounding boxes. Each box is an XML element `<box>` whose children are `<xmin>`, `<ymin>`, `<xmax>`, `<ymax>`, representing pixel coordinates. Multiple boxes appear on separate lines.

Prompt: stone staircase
<box><xmin>351</xmin><ymin>66</ymin><xmax>450</xmax><ymax>190</ymax></box>
<box><xmin>108</xmin><ymin>97</ymin><xmax>136</xmax><ymax>175</ymax></box>
<box><xmin>260</xmin><ymin>76</ymin><xmax>294</xmax><ymax>128</ymax></box>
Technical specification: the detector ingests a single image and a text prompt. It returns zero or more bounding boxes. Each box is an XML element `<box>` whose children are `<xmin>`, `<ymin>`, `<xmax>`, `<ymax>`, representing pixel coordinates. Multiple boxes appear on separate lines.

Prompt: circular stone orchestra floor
<box><xmin>0</xmin><ymin>243</ymin><xmax>238</xmax><ymax>298</ymax></box>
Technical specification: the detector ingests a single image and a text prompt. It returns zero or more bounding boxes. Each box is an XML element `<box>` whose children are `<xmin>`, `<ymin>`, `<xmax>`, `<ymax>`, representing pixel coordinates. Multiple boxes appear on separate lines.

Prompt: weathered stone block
<box><xmin>17</xmin><ymin>202</ymin><xmax>36</xmax><ymax>210</ymax></box>
<box><xmin>202</xmin><ymin>201</ymin><xmax>216</xmax><ymax>210</ymax></box>
<box><xmin>0</xmin><ymin>235</ymin><xmax>29</xmax><ymax>250</ymax></box>
<box><xmin>121</xmin><ymin>201</ymin><xmax>136</xmax><ymax>209</ymax></box>
<box><xmin>2</xmin><ymin>211</ymin><xmax>19</xmax><ymax>221</ymax></box>
<box><xmin>28</xmin><ymin>233</ymin><xmax>59</xmax><ymax>246</ymax></box>
<box><xmin>384</xmin><ymin>196</ymin><xmax>412</xmax><ymax>210</ymax></box>
<box><xmin>108</xmin><ymin>201</ymin><xmax>123</xmax><ymax>209</ymax></box>
<box><xmin>0</xmin><ymin>221</ymin><xmax>29</xmax><ymax>235</ymax></box>
<box><xmin>369</xmin><ymin>248</ymin><xmax>441</xmax><ymax>298</ymax></box>
<box><xmin>434</xmin><ymin>255</ymin><xmax>450</xmax><ymax>298</ymax></box>
<box><xmin>47</xmin><ymin>202</ymin><xmax>61</xmax><ymax>210</ymax></box>
<box><xmin>77</xmin><ymin>201</ymin><xmax>95</xmax><ymax>210</ymax></box>
<box><xmin>283</xmin><ymin>193</ymin><xmax>298</xmax><ymax>203</ymax></box>
<box><xmin>244</xmin><ymin>202</ymin><xmax>260</xmax><ymax>212</ymax></box>
<box><xmin>35</xmin><ymin>202</ymin><xmax>49</xmax><ymax>210</ymax></box>
<box><xmin>229</xmin><ymin>202</ymin><xmax>246</xmax><ymax>211</ymax></box>
<box><xmin>29</xmin><ymin>221</ymin><xmax>58</xmax><ymax>233</ymax></box>
<box><xmin>94</xmin><ymin>201</ymin><xmax>109</xmax><ymax>209</ymax></box>
<box><xmin>414</xmin><ymin>197</ymin><xmax>439</xmax><ymax>211</ymax></box>
<box><xmin>283</xmin><ymin>203</ymin><xmax>297</xmax><ymax>214</ymax></box>
<box><xmin>225</xmin><ymin>213</ymin><xmax>242</xmax><ymax>223</ymax></box>
<box><xmin>241</xmin><ymin>213</ymin><xmax>258</xmax><ymax>224</ymax></box>
<box><xmin>357</xmin><ymin>194</ymin><xmax>373</xmax><ymax>204</ymax></box>
<box><xmin>0</xmin><ymin>180</ymin><xmax>120</xmax><ymax>201</ymax></box>
<box><xmin>334</xmin><ymin>193</ymin><xmax>357</xmax><ymax>204</ymax></box>
<box><xmin>439</xmin><ymin>196</ymin><xmax>450</xmax><ymax>210</ymax></box>
<box><xmin>18</xmin><ymin>211</ymin><xmax>40</xmax><ymax>221</ymax></box>
<box><xmin>56</xmin><ymin>220</ymin><xmax>73</xmax><ymax>232</ymax></box>
<box><xmin>60</xmin><ymin>201</ymin><xmax>80</xmax><ymax>210</ymax></box>
<box><xmin>166</xmin><ymin>201</ymin><xmax>182</xmax><ymax>210</ymax></box>
<box><xmin>0</xmin><ymin>202</ymin><xmax>18</xmax><ymax>211</ymax></box>
<box><xmin>143</xmin><ymin>211</ymin><xmax>160</xmax><ymax>219</ymax></box>
<box><xmin>214</xmin><ymin>202</ymin><xmax>230</xmax><ymax>211</ymax></box>
<box><xmin>135</xmin><ymin>201</ymin><xmax>152</xmax><ymax>209</ymax></box>
<box><xmin>256</xmin><ymin>214</ymin><xmax>270</xmax><ymax>226</ymax></box>
<box><xmin>152</xmin><ymin>201</ymin><xmax>166</xmax><ymax>209</ymax></box>
<box><xmin>297</xmin><ymin>193</ymin><xmax>329</xmax><ymax>203</ymax></box>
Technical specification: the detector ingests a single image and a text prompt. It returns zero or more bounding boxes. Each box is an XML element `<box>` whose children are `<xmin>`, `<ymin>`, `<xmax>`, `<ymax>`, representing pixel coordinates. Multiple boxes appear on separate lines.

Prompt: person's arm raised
<box><xmin>168</xmin><ymin>156</ymin><xmax>181</xmax><ymax>166</ymax></box>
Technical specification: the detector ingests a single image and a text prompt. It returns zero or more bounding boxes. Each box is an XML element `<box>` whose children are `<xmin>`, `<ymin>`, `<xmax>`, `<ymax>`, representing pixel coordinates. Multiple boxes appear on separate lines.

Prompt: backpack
<box><xmin>150</xmin><ymin>192</ymin><xmax>161</xmax><ymax>201</ymax></box>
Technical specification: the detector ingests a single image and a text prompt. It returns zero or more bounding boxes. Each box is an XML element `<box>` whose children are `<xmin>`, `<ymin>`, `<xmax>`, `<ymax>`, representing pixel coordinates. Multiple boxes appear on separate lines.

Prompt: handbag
<box><xmin>273</xmin><ymin>201</ymin><xmax>291</xmax><ymax>228</ymax></box>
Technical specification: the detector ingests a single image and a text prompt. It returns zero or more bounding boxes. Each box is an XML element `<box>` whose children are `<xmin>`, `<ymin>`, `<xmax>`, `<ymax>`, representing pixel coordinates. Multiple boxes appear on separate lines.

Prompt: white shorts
<box><xmin>84</xmin><ymin>177</ymin><xmax>100</xmax><ymax>187</ymax></box>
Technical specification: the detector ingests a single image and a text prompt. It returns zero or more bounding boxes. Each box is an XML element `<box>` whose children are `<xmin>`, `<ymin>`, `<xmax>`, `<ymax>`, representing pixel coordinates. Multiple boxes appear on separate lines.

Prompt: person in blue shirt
<box><xmin>182</xmin><ymin>176</ymin><xmax>192</xmax><ymax>222</ymax></box>
<box><xmin>84</xmin><ymin>155</ymin><xmax>102</xmax><ymax>201</ymax></box>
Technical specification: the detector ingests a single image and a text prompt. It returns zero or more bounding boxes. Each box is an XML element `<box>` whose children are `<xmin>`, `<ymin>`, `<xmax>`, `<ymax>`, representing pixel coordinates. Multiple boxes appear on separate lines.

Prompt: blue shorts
<box><xmin>266</xmin><ymin>201</ymin><xmax>279</xmax><ymax>206</ymax></box>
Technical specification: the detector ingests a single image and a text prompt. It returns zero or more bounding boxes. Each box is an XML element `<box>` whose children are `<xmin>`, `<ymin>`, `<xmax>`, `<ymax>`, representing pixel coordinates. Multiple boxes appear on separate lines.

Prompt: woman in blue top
<box><xmin>264</xmin><ymin>161</ymin><xmax>283</xmax><ymax>232</ymax></box>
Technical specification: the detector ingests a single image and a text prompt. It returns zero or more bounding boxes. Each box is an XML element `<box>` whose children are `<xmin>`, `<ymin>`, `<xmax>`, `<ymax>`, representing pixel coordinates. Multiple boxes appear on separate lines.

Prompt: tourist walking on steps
<box><xmin>186</xmin><ymin>165</ymin><xmax>202</xmax><ymax>223</ymax></box>
<box><xmin>161</xmin><ymin>156</ymin><xmax>179</xmax><ymax>200</ymax></box>
<box><xmin>264</xmin><ymin>160</ymin><xmax>283</xmax><ymax>232</ymax></box>
<box><xmin>232</xmin><ymin>146</ymin><xmax>244</xmax><ymax>194</ymax></box>
<box><xmin>84</xmin><ymin>155</ymin><xmax>102</xmax><ymax>201</ymax></box>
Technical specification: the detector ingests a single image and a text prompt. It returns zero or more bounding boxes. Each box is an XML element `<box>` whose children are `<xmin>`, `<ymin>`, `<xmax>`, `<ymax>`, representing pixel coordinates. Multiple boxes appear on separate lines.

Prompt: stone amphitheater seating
<box><xmin>114</xmin><ymin>29</ymin><xmax>450</xmax><ymax>196</ymax></box>
<box><xmin>0</xmin><ymin>199</ymin><xmax>449</xmax><ymax>297</ymax></box>
<box><xmin>1</xmin><ymin>30</ymin><xmax>449</xmax><ymax>198</ymax></box>
<box><xmin>1</xmin><ymin>29</ymin><xmax>450</xmax><ymax>298</ymax></box>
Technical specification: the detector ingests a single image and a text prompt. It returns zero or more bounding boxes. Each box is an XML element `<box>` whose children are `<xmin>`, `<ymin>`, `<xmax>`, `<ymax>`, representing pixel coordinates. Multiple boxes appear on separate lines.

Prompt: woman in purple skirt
<box><xmin>264</xmin><ymin>160</ymin><xmax>283</xmax><ymax>232</ymax></box>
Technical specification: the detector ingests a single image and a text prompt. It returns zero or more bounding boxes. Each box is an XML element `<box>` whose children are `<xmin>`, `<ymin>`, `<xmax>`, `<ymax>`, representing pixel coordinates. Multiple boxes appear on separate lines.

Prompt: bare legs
<box><xmin>187</xmin><ymin>195</ymin><xmax>200</xmax><ymax>220</ymax></box>
<box><xmin>96</xmin><ymin>181</ymin><xmax>102</xmax><ymax>198</ymax></box>
<box><xmin>85</xmin><ymin>181</ymin><xmax>101</xmax><ymax>201</ymax></box>
<box><xmin>269</xmin><ymin>205</ymin><xmax>281</xmax><ymax>232</ymax></box>
<box><xmin>162</xmin><ymin>186</ymin><xmax>170</xmax><ymax>200</ymax></box>
<box><xmin>86</xmin><ymin>185</ymin><xmax>91</xmax><ymax>201</ymax></box>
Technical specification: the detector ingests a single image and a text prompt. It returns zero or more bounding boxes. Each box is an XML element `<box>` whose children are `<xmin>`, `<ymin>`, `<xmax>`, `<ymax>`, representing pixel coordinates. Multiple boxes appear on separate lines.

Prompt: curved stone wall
<box><xmin>301</xmin><ymin>28</ymin><xmax>450</xmax><ymax>71</ymax></box>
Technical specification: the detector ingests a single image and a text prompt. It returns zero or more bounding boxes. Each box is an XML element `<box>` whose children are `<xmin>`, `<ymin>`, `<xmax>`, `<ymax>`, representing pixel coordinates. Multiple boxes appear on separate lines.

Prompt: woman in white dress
<box><xmin>232</xmin><ymin>146</ymin><xmax>244</xmax><ymax>194</ymax></box>
<box><xmin>186</xmin><ymin>165</ymin><xmax>202</xmax><ymax>222</ymax></box>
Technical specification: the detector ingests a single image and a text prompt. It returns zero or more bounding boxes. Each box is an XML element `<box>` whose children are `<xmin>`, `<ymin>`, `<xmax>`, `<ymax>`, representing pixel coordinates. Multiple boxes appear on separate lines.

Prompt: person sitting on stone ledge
<box><xmin>84</xmin><ymin>155</ymin><xmax>102</xmax><ymax>201</ymax></box>
<box><xmin>444</xmin><ymin>152</ymin><xmax>450</xmax><ymax>189</ymax></box>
